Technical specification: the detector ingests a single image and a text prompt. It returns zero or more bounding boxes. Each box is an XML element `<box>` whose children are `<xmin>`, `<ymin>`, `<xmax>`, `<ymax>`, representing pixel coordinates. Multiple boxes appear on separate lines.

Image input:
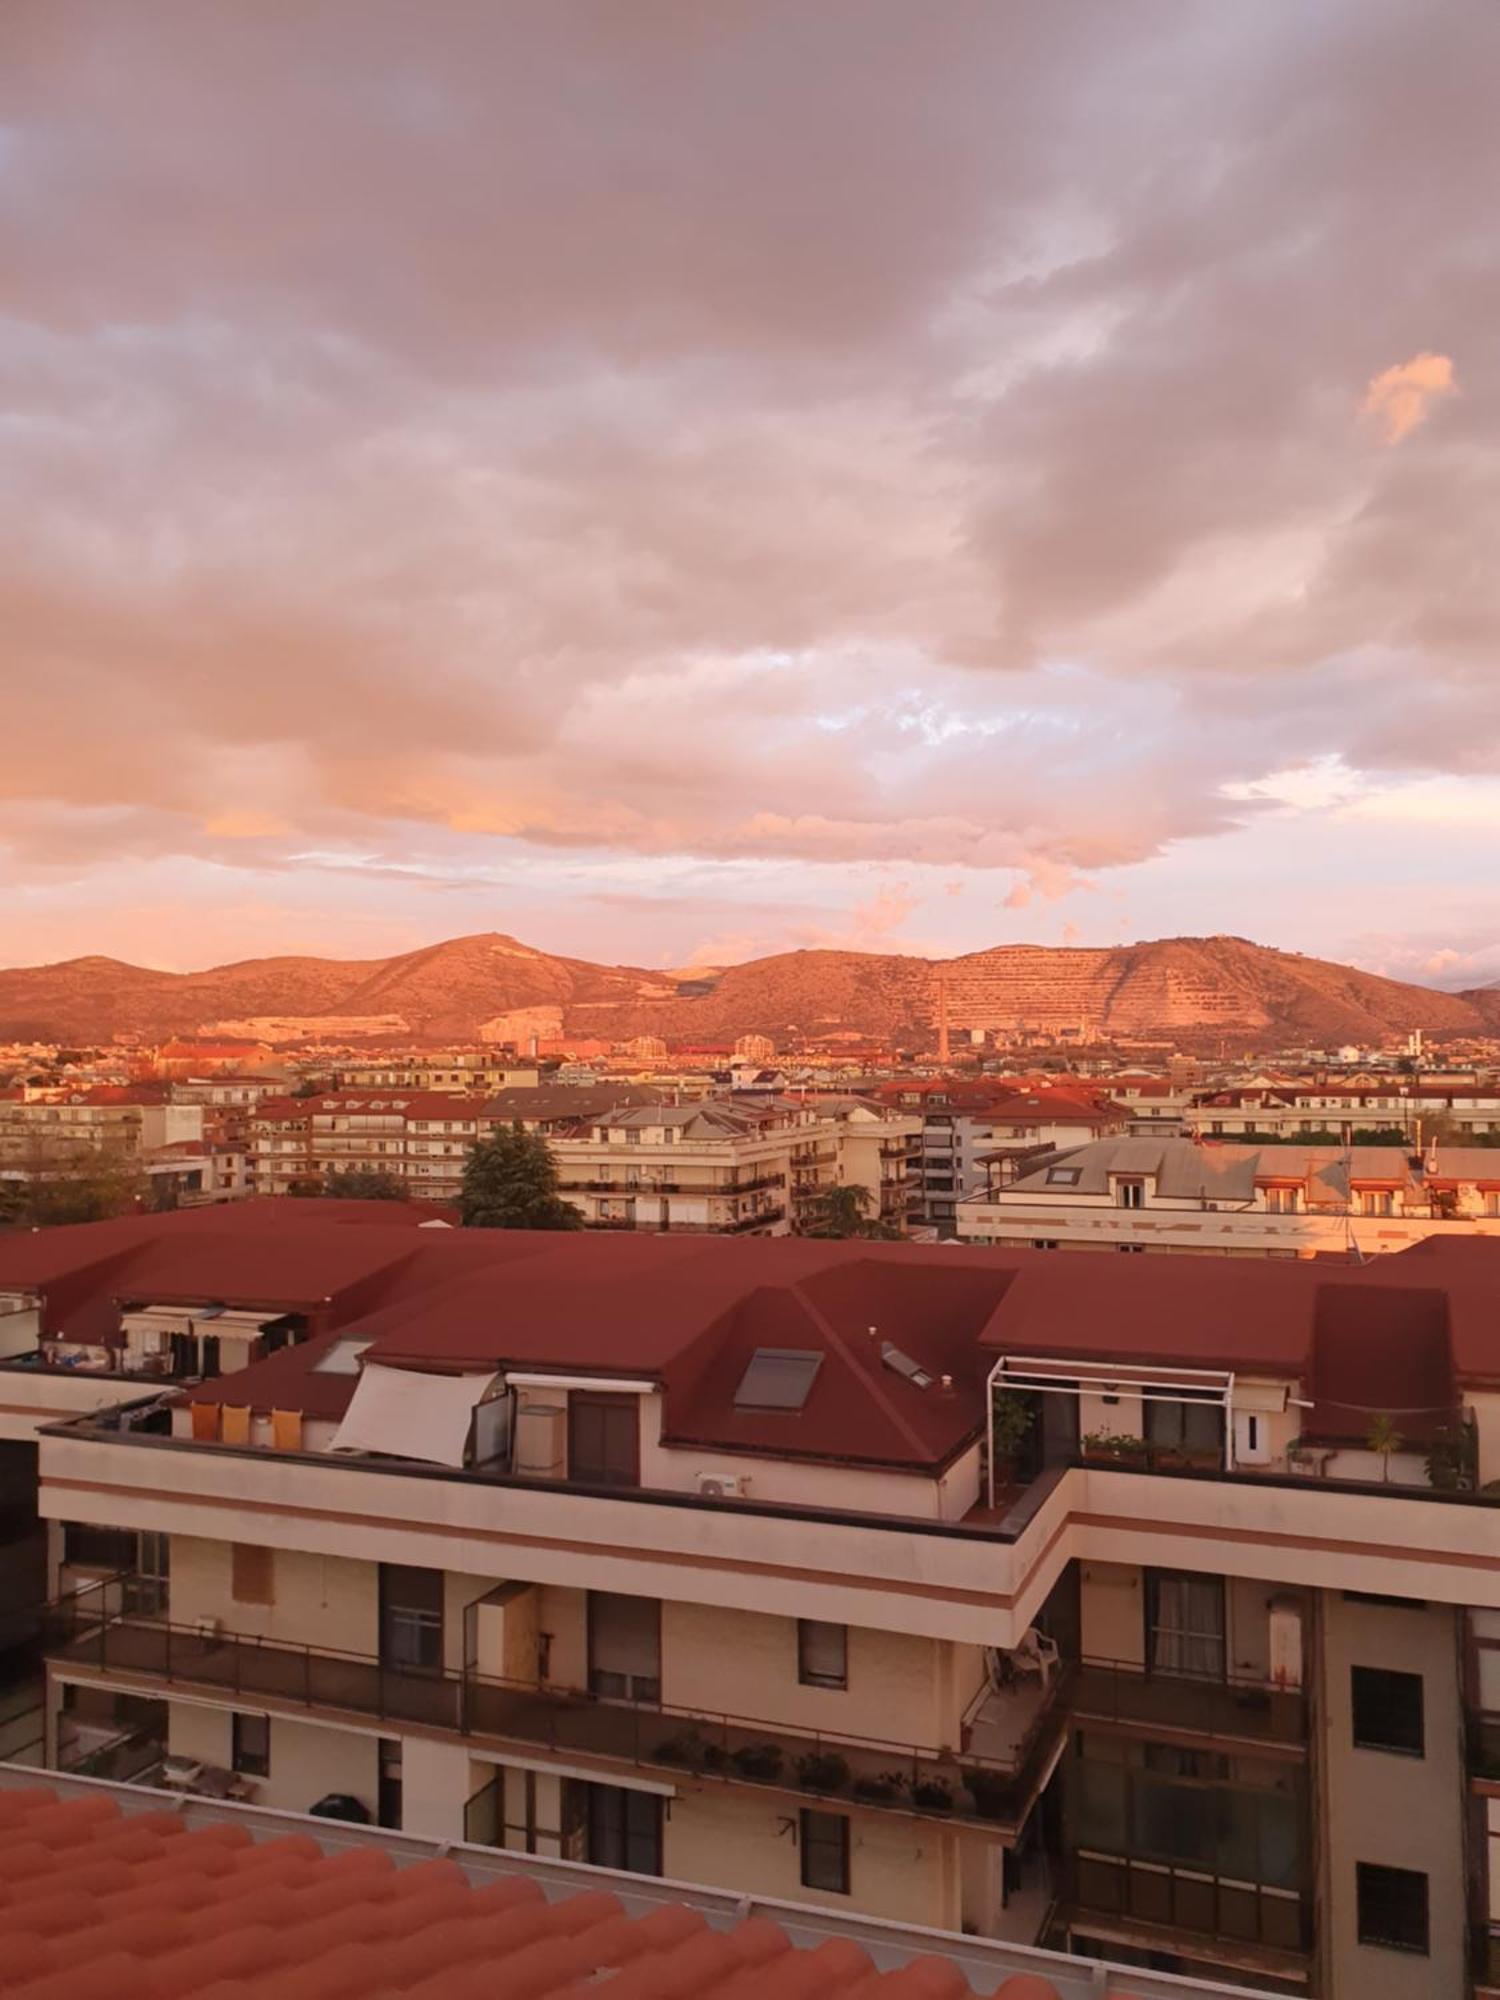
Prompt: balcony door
<box><xmin>587</xmin><ymin>1591</ymin><xmax>661</xmax><ymax>1703</ymax></box>
<box><xmin>583</xmin><ymin>1781</ymin><xmax>663</xmax><ymax>1875</ymax></box>
<box><xmin>379</xmin><ymin>1563</ymin><xmax>444</xmax><ymax>1675</ymax></box>
<box><xmin>1145</xmin><ymin>1569</ymin><xmax>1225</xmax><ymax>1681</ymax></box>
<box><xmin>569</xmin><ymin>1393</ymin><xmax>640</xmax><ymax>1488</ymax></box>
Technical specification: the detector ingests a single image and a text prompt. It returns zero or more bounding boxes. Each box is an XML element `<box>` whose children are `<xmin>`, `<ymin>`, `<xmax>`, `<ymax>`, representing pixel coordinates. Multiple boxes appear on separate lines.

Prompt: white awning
<box><xmin>330</xmin><ymin>1362</ymin><xmax>497</xmax><ymax>1467</ymax></box>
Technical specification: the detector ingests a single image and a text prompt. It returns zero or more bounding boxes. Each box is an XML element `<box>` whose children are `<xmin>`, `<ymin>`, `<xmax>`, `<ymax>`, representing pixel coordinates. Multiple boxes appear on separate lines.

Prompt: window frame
<box><xmin>1355</xmin><ymin>1861</ymin><xmax>1429</xmax><ymax>1954</ymax></box>
<box><xmin>1350</xmin><ymin>1665</ymin><xmax>1424</xmax><ymax>1758</ymax></box>
<box><xmin>800</xmin><ymin>1808</ymin><xmax>851</xmax><ymax>1895</ymax></box>
<box><xmin>797</xmin><ymin>1619</ymin><xmax>848</xmax><ymax>1691</ymax></box>
<box><xmin>231</xmin><ymin>1710</ymin><xmax>270</xmax><ymax>1778</ymax></box>
<box><xmin>568</xmin><ymin>1393</ymin><xmax>641</xmax><ymax>1488</ymax></box>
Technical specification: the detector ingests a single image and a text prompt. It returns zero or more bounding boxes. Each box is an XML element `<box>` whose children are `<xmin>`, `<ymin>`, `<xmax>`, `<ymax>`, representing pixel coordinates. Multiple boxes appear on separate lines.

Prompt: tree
<box><xmin>0</xmin><ymin>1143</ymin><xmax>146</xmax><ymax>1230</ymax></box>
<box><xmin>323</xmin><ymin>1168</ymin><xmax>408</xmax><ymax>1201</ymax></box>
<box><xmin>457</xmin><ymin>1125</ymin><xmax>584</xmax><ymax>1230</ymax></box>
<box><xmin>800</xmin><ymin>1183</ymin><xmax>899</xmax><ymax>1240</ymax></box>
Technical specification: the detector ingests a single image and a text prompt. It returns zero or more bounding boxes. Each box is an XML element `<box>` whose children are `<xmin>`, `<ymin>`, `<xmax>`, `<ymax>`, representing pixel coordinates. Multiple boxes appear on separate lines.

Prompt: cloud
<box><xmin>2</xmin><ymin>1</ymin><xmax>1500</xmax><ymax>966</ymax></box>
<box><xmin>1362</xmin><ymin>352</ymin><xmax>1458</xmax><ymax>444</ymax></box>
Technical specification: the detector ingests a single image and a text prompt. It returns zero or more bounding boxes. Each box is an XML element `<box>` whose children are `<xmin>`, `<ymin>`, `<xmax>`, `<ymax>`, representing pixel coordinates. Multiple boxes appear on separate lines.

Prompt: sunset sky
<box><xmin>3</xmin><ymin>3</ymin><xmax>1498</xmax><ymax>984</ymax></box>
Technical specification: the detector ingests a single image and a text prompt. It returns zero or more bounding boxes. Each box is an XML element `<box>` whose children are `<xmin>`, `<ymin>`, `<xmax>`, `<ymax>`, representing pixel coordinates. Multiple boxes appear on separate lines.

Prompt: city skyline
<box><xmin>4</xmin><ymin>3</ymin><xmax>1498</xmax><ymax>986</ymax></box>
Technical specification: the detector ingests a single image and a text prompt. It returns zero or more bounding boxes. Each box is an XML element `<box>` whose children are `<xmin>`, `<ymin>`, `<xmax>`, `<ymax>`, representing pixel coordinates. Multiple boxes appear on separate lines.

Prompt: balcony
<box><xmin>1061</xmin><ymin>1851</ymin><xmax>1311</xmax><ymax>1966</ymax></box>
<box><xmin>1073</xmin><ymin>1659</ymin><xmax>1307</xmax><ymax>1750</ymax></box>
<box><xmin>46</xmin><ymin>1588</ymin><xmax>1070</xmax><ymax>1835</ymax></box>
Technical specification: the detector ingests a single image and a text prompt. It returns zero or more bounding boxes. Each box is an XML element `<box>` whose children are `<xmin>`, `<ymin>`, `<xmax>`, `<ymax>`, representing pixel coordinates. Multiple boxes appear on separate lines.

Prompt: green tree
<box><xmin>457</xmin><ymin>1125</ymin><xmax>584</xmax><ymax>1230</ymax></box>
<box><xmin>800</xmin><ymin>1183</ymin><xmax>899</xmax><ymax>1240</ymax></box>
<box><xmin>0</xmin><ymin>1143</ymin><xmax>146</xmax><ymax>1229</ymax></box>
<box><xmin>323</xmin><ymin>1168</ymin><xmax>409</xmax><ymax>1201</ymax></box>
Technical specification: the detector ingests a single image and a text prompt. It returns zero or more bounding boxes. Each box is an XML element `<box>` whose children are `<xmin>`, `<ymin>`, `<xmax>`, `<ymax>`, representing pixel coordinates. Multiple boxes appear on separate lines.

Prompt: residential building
<box><xmin>23</xmin><ymin>1211</ymin><xmax>1500</xmax><ymax>1994</ymax></box>
<box><xmin>1187</xmin><ymin>1081</ymin><xmax>1500</xmax><ymax>1143</ymax></box>
<box><xmin>955</xmin><ymin>1137</ymin><xmax>1500</xmax><ymax>1258</ymax></box>
<box><xmin>869</xmin><ymin>1081</ymin><xmax>1126</xmax><ymax>1233</ymax></box>
<box><xmin>337</xmin><ymin>1055</ymin><xmax>542</xmax><ymax>1093</ymax></box>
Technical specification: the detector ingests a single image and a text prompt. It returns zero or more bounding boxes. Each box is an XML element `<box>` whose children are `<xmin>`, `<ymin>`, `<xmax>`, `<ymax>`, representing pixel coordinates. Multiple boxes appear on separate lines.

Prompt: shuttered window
<box><xmin>231</xmin><ymin>1542</ymin><xmax>274</xmax><ymax>1606</ymax></box>
<box><xmin>797</xmin><ymin>1620</ymin><xmax>848</xmax><ymax>1689</ymax></box>
<box><xmin>587</xmin><ymin>1592</ymin><xmax>661</xmax><ymax>1703</ymax></box>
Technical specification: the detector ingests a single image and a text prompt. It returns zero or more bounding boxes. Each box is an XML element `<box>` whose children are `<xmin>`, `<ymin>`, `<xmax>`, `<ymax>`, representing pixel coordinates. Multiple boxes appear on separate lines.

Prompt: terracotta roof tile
<box><xmin>0</xmin><ymin>1782</ymin><xmax>1076</xmax><ymax>2000</ymax></box>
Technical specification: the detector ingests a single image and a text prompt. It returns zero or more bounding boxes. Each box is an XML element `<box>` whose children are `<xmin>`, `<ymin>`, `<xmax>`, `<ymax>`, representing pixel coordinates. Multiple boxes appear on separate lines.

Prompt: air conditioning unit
<box><xmin>697</xmin><ymin>1472</ymin><xmax>750</xmax><ymax>1499</ymax></box>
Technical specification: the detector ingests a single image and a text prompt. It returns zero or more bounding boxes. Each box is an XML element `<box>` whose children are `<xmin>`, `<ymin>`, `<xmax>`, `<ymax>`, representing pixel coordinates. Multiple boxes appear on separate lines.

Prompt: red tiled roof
<box><xmin>0</xmin><ymin>1782</ymin><xmax>1090</xmax><ymax>1999</ymax></box>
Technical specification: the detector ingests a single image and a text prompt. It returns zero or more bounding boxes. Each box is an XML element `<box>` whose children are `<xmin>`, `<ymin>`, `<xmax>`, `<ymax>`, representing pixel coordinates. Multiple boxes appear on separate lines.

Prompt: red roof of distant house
<box><xmin>0</xmin><ymin>1779</ymin><xmax>1089</xmax><ymax>1999</ymax></box>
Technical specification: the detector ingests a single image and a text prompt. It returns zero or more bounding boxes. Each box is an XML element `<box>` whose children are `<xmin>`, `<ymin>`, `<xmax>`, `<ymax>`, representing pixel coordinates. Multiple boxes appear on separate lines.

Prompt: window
<box><xmin>1356</xmin><ymin>1862</ymin><xmax>1428</xmax><ymax>1953</ymax></box>
<box><xmin>379</xmin><ymin>1563</ymin><xmax>444</xmax><ymax>1673</ymax></box>
<box><xmin>63</xmin><ymin>1523</ymin><xmax>136</xmax><ymax>1571</ymax></box>
<box><xmin>1116</xmin><ymin>1179</ymin><xmax>1145</xmax><ymax>1209</ymax></box>
<box><xmin>798</xmin><ymin>1620</ymin><xmax>848</xmax><ymax>1689</ymax></box>
<box><xmin>231</xmin><ymin>1712</ymin><xmax>270</xmax><ymax>1778</ymax></box>
<box><xmin>585</xmin><ymin>1784</ymin><xmax>662</xmax><ymax>1875</ymax></box>
<box><xmin>1117</xmin><ymin>1243</ymin><xmax>1145</xmax><ymax>1254</ymax></box>
<box><xmin>1146</xmin><ymin>1391</ymin><xmax>1224</xmax><ymax>1458</ymax></box>
<box><xmin>800</xmin><ymin>1809</ymin><xmax>850</xmax><ymax>1894</ymax></box>
<box><xmin>1359</xmin><ymin>1190</ymin><xmax>1394</xmax><ymax>1217</ymax></box>
<box><xmin>1145</xmin><ymin>1570</ymin><xmax>1225</xmax><ymax>1679</ymax></box>
<box><xmin>1046</xmin><ymin>1166</ymin><xmax>1082</xmax><ymax>1185</ymax></box>
<box><xmin>568</xmin><ymin>1394</ymin><xmax>640</xmax><ymax>1486</ymax></box>
<box><xmin>231</xmin><ymin>1542</ymin><xmax>274</xmax><ymax>1606</ymax></box>
<box><xmin>588</xmin><ymin>1592</ymin><xmax>661</xmax><ymax>1703</ymax></box>
<box><xmin>1265</xmin><ymin>1187</ymin><xmax>1300</xmax><ymax>1213</ymax></box>
<box><xmin>733</xmin><ymin>1349</ymin><xmax>822</xmax><ymax>1412</ymax></box>
<box><xmin>1351</xmin><ymin>1666</ymin><xmax>1424</xmax><ymax>1757</ymax></box>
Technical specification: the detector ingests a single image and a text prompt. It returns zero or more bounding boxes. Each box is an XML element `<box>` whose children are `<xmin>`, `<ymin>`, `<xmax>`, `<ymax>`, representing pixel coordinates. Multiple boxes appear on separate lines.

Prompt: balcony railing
<box><xmin>1073</xmin><ymin>1659</ymin><xmax>1307</xmax><ymax>1749</ymax></box>
<box><xmin>1064</xmin><ymin>1850</ymin><xmax>1311</xmax><ymax>1960</ymax></box>
<box><xmin>46</xmin><ymin>1589</ymin><xmax>1069</xmax><ymax>1832</ymax></box>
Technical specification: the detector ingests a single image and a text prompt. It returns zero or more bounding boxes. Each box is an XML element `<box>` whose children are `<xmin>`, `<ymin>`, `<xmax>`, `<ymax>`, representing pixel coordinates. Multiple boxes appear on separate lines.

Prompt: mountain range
<box><xmin>2</xmin><ymin>932</ymin><xmax>1498</xmax><ymax>1050</ymax></box>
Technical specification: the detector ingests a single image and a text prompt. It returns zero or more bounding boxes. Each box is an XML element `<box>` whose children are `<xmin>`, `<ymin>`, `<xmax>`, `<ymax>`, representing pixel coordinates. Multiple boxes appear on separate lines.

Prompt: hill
<box><xmin>1</xmin><ymin>929</ymin><xmax>1497</xmax><ymax>1049</ymax></box>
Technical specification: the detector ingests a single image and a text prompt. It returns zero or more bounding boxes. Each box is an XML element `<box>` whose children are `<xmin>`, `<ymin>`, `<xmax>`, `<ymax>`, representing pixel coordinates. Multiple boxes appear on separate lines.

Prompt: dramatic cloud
<box><xmin>1</xmin><ymin>1</ymin><xmax>1498</xmax><ymax>970</ymax></box>
<box><xmin>1362</xmin><ymin>353</ymin><xmax>1458</xmax><ymax>444</ymax></box>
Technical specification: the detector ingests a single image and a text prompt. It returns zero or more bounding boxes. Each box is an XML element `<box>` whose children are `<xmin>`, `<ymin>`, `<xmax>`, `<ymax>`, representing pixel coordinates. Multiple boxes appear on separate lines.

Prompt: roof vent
<box><xmin>880</xmin><ymin>1341</ymin><xmax>934</xmax><ymax>1390</ymax></box>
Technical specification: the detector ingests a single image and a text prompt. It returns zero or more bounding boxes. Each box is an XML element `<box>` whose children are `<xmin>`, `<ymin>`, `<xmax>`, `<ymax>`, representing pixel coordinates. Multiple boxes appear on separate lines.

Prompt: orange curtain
<box><xmin>271</xmin><ymin>1409</ymin><xmax>303</xmax><ymax>1453</ymax></box>
<box><xmin>190</xmin><ymin>1402</ymin><xmax>220</xmax><ymax>1442</ymax></box>
<box><xmin>221</xmin><ymin>1406</ymin><xmax>252</xmax><ymax>1446</ymax></box>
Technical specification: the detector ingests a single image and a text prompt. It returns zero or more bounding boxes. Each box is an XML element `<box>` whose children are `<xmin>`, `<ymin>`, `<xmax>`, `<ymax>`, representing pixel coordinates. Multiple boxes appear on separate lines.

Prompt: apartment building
<box><xmin>1188</xmin><ymin>1082</ymin><xmax>1500</xmax><ymax>1143</ymax></box>
<box><xmin>869</xmin><ymin>1081</ymin><xmax>1127</xmax><ymax>1233</ymax></box>
<box><xmin>337</xmin><ymin>1055</ymin><xmax>542</xmax><ymax>1093</ymax></box>
<box><xmin>24</xmin><ymin>1210</ymin><xmax>1500</xmax><ymax>1996</ymax></box>
<box><xmin>956</xmin><ymin>1137</ymin><xmax>1500</xmax><ymax>1259</ymax></box>
<box><xmin>0</xmin><ymin>1086</ymin><xmax>204</xmax><ymax>1167</ymax></box>
<box><xmin>249</xmin><ymin>1087</ymin><xmax>920</xmax><ymax>1233</ymax></box>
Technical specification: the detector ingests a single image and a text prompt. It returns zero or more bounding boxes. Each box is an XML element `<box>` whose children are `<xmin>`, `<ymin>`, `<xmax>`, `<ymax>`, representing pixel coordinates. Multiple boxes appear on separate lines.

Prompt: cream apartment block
<box><xmin>251</xmin><ymin>1087</ymin><xmax>920</xmax><ymax>1234</ymax></box>
<box><xmin>22</xmin><ymin>1211</ymin><xmax>1500</xmax><ymax>1996</ymax></box>
<box><xmin>561</xmin><ymin>1096</ymin><xmax>920</xmax><ymax>1236</ymax></box>
<box><xmin>1187</xmin><ymin>1082</ymin><xmax>1500</xmax><ymax>1142</ymax></box>
<box><xmin>956</xmin><ymin>1137</ymin><xmax>1500</xmax><ymax>1259</ymax></box>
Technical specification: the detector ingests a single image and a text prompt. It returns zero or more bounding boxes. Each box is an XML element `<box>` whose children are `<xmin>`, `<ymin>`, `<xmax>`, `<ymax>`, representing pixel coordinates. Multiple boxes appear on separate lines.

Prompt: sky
<box><xmin>2</xmin><ymin>2</ymin><xmax>1499</xmax><ymax>987</ymax></box>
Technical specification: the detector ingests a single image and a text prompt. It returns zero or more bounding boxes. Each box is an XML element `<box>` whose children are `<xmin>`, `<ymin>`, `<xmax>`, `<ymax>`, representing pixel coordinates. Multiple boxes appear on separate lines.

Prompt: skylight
<box><xmin>880</xmin><ymin>1341</ymin><xmax>934</xmax><ymax>1389</ymax></box>
<box><xmin>734</xmin><ymin>1348</ymin><xmax>822</xmax><ymax>1412</ymax></box>
<box><xmin>1046</xmin><ymin>1166</ymin><xmax>1082</xmax><ymax>1184</ymax></box>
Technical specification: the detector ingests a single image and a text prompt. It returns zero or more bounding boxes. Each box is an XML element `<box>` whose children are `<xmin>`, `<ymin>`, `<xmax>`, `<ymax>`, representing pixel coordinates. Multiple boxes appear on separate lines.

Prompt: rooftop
<box><xmin>0</xmin><ymin>1765</ymin><xmax>1241</xmax><ymax>2000</ymax></box>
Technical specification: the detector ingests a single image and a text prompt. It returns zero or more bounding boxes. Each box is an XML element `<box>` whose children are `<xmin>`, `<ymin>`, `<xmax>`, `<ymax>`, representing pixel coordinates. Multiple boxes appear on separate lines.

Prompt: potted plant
<box><xmin>1365</xmin><ymin>1412</ymin><xmax>1403</xmax><ymax>1484</ymax></box>
<box><xmin>730</xmin><ymin>1742</ymin><xmax>784</xmax><ymax>1782</ymax></box>
<box><xmin>851</xmin><ymin>1771</ymin><xmax>904</xmax><ymax>1804</ymax></box>
<box><xmin>911</xmin><ymin>1776</ymin><xmax>954</xmax><ymax>1813</ymax></box>
<box><xmin>793</xmin><ymin>1749</ymin><xmax>850</xmax><ymax>1793</ymax></box>
<box><xmin>961</xmin><ymin>1768</ymin><xmax>1010</xmax><ymax>1820</ymax></box>
<box><xmin>991</xmin><ymin>1390</ymin><xmax>1035</xmax><ymax>1484</ymax></box>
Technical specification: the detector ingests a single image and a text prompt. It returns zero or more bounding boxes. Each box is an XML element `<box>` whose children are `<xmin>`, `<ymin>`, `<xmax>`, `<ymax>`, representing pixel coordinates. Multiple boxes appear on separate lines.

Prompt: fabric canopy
<box><xmin>330</xmin><ymin>1362</ymin><xmax>497</xmax><ymax>1468</ymax></box>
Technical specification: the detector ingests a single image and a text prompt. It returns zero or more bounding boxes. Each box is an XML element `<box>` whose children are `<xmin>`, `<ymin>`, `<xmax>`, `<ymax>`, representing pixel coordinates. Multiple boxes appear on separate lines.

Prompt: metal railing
<box><xmin>1066</xmin><ymin>1850</ymin><xmax>1311</xmax><ymax>1958</ymax></box>
<box><xmin>1073</xmin><ymin>1659</ymin><xmax>1307</xmax><ymax>1748</ymax></box>
<box><xmin>46</xmin><ymin>1588</ymin><xmax>1071</xmax><ymax>1829</ymax></box>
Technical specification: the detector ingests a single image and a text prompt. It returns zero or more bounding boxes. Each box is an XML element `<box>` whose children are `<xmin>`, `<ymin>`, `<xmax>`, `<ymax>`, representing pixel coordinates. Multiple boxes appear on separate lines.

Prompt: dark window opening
<box><xmin>1356</xmin><ymin>1862</ymin><xmax>1428</xmax><ymax>1954</ymax></box>
<box><xmin>586</xmin><ymin>1784</ymin><xmax>662</xmax><ymax>1875</ymax></box>
<box><xmin>800</xmin><ymin>1809</ymin><xmax>850</xmax><ymax>1894</ymax></box>
<box><xmin>1351</xmin><ymin>1666</ymin><xmax>1424</xmax><ymax>1757</ymax></box>
<box><xmin>587</xmin><ymin>1591</ymin><xmax>661</xmax><ymax>1704</ymax></box>
<box><xmin>231</xmin><ymin>1711</ymin><xmax>270</xmax><ymax>1778</ymax></box>
<box><xmin>379</xmin><ymin>1563</ymin><xmax>444</xmax><ymax>1674</ymax></box>
<box><xmin>568</xmin><ymin>1394</ymin><xmax>640</xmax><ymax>1487</ymax></box>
